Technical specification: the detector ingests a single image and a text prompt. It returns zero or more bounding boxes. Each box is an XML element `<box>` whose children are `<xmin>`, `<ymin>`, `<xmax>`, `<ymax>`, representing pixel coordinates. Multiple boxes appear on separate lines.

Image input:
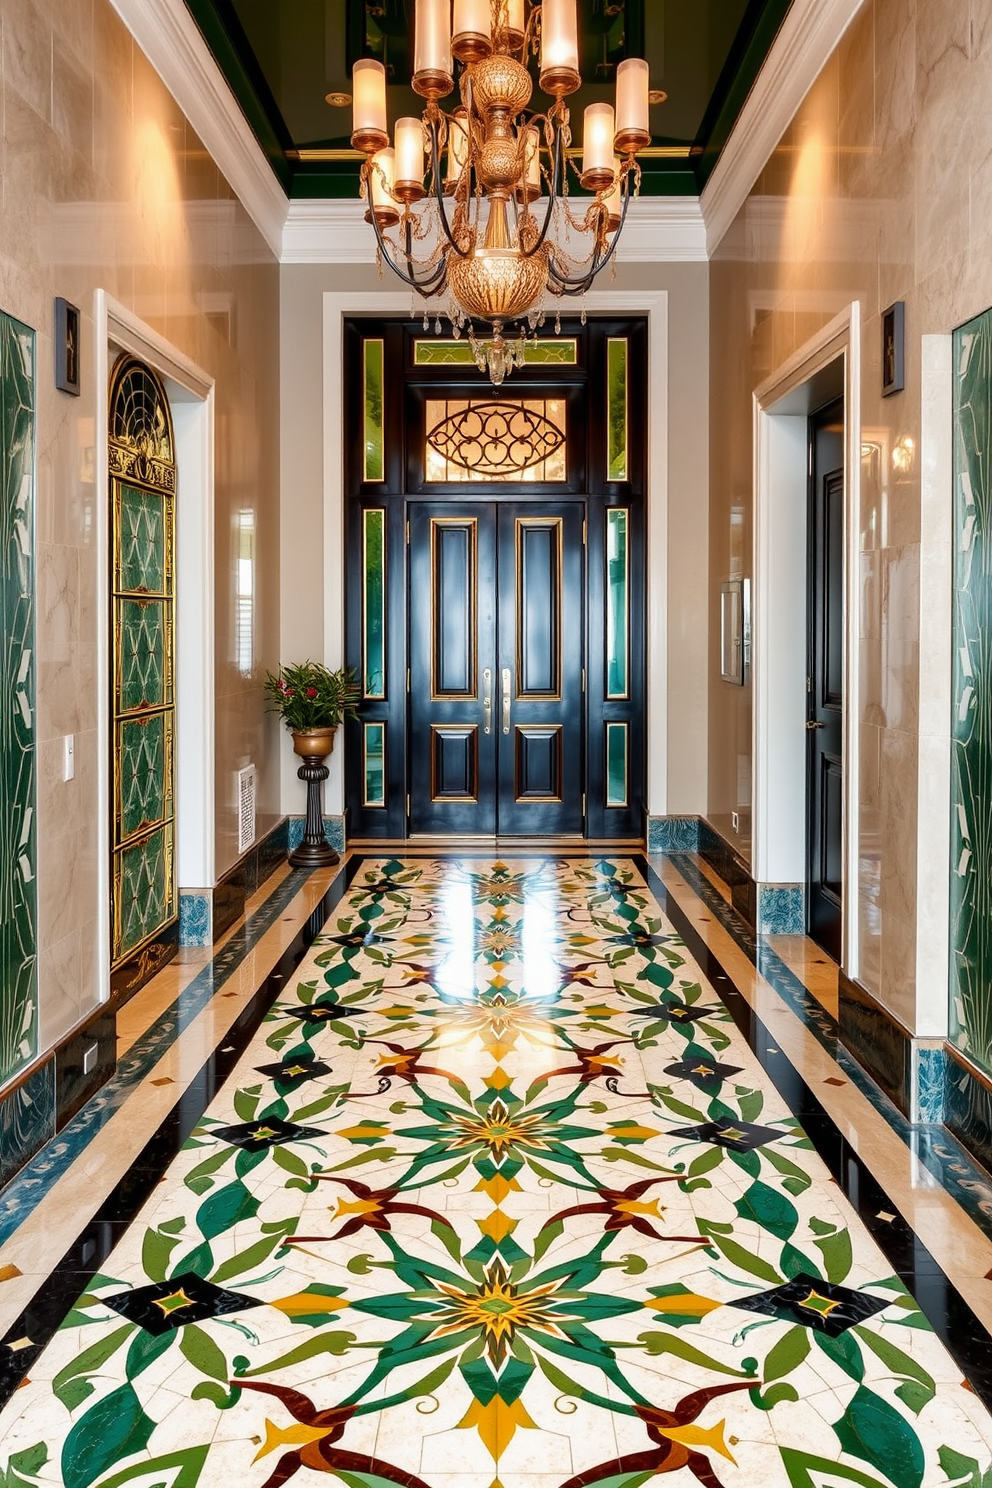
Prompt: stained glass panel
<box><xmin>414</xmin><ymin>338</ymin><xmax>578</xmax><ymax>366</ymax></box>
<box><xmin>425</xmin><ymin>399</ymin><xmax>566</xmax><ymax>482</ymax></box>
<box><xmin>607</xmin><ymin>337</ymin><xmax>628</xmax><ymax>482</ymax></box>
<box><xmin>363</xmin><ymin>509</ymin><xmax>386</xmax><ymax>698</ymax></box>
<box><xmin>606</xmin><ymin>722</ymin><xmax>628</xmax><ymax>808</ymax></box>
<box><xmin>364</xmin><ymin>339</ymin><xmax>385</xmax><ymax>483</ymax></box>
<box><xmin>364</xmin><ymin>723</ymin><xmax>386</xmax><ymax>807</ymax></box>
<box><xmin>606</xmin><ymin>508</ymin><xmax>629</xmax><ymax>699</ymax></box>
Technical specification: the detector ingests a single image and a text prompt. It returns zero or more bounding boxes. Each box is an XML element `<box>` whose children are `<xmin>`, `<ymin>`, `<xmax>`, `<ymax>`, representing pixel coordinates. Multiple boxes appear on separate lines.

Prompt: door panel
<box><xmin>807</xmin><ymin>398</ymin><xmax>845</xmax><ymax>960</ymax></box>
<box><xmin>410</xmin><ymin>504</ymin><xmax>496</xmax><ymax>835</ymax></box>
<box><xmin>498</xmin><ymin>505</ymin><xmax>584</xmax><ymax>835</ymax></box>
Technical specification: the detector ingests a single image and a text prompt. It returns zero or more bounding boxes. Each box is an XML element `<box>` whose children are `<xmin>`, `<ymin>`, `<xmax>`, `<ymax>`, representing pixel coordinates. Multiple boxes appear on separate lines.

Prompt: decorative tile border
<box><xmin>178</xmin><ymin>891</ymin><xmax>212</xmax><ymax>947</ymax></box>
<box><xmin>646</xmin><ymin>814</ymin><xmax>700</xmax><ymax>852</ymax></box>
<box><xmin>757</xmin><ymin>883</ymin><xmax>804</xmax><ymax>934</ymax></box>
<box><xmin>288</xmin><ymin>813</ymin><xmax>345</xmax><ymax>852</ymax></box>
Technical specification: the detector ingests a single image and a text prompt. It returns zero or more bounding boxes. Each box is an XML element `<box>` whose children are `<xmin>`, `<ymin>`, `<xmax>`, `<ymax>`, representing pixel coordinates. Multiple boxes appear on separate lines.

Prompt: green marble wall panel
<box><xmin>952</xmin><ymin>309</ymin><xmax>992</xmax><ymax>1072</ymax></box>
<box><xmin>0</xmin><ymin>313</ymin><xmax>37</xmax><ymax>1085</ymax></box>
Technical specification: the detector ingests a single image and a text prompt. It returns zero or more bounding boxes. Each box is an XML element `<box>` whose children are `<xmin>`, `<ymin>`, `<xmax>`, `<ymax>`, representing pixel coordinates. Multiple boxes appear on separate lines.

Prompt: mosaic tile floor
<box><xmin>1</xmin><ymin>857</ymin><xmax>991</xmax><ymax>1488</ymax></box>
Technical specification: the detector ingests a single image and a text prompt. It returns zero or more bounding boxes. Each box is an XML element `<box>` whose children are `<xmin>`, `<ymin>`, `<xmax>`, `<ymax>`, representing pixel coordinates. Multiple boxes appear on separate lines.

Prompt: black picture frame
<box><xmin>55</xmin><ymin>297</ymin><xmax>80</xmax><ymax>396</ymax></box>
<box><xmin>882</xmin><ymin>300</ymin><xmax>904</xmax><ymax>397</ymax></box>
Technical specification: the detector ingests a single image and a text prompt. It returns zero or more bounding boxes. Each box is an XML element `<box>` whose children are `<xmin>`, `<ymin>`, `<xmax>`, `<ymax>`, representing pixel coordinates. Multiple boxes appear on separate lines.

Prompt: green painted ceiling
<box><xmin>182</xmin><ymin>0</ymin><xmax>792</xmax><ymax>198</ymax></box>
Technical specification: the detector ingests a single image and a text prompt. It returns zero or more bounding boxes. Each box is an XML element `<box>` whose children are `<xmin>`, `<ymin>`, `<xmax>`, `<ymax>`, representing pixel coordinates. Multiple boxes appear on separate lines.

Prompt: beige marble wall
<box><xmin>0</xmin><ymin>0</ymin><xmax>281</xmax><ymax>1054</ymax></box>
<box><xmin>709</xmin><ymin>0</ymin><xmax>992</xmax><ymax>1032</ymax></box>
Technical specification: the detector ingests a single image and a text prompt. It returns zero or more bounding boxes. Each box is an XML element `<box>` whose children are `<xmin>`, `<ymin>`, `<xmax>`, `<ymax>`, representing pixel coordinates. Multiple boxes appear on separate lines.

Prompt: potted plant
<box><xmin>264</xmin><ymin>661</ymin><xmax>361</xmax><ymax>866</ymax></box>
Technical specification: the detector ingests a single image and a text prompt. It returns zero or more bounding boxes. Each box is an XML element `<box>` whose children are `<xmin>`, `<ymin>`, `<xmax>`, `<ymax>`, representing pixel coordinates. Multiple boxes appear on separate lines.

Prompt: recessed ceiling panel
<box><xmin>183</xmin><ymin>0</ymin><xmax>792</xmax><ymax>198</ymax></box>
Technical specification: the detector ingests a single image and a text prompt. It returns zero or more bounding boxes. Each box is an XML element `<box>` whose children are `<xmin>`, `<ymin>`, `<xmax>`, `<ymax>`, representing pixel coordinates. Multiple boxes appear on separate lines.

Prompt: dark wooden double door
<box><xmin>410</xmin><ymin>501</ymin><xmax>584</xmax><ymax>835</ymax></box>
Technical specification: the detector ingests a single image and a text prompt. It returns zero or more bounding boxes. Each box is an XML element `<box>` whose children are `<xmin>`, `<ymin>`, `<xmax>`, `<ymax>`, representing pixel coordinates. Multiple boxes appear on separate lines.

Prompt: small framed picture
<box><xmin>882</xmin><ymin>300</ymin><xmax>904</xmax><ymax>397</ymax></box>
<box><xmin>55</xmin><ymin>297</ymin><xmax>80</xmax><ymax>395</ymax></box>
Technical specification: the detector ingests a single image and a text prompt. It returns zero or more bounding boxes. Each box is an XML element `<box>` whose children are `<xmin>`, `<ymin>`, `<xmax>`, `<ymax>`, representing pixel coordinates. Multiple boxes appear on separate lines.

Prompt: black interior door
<box><xmin>408</xmin><ymin>501</ymin><xmax>584</xmax><ymax>835</ymax></box>
<box><xmin>807</xmin><ymin>397</ymin><xmax>845</xmax><ymax>960</ymax></box>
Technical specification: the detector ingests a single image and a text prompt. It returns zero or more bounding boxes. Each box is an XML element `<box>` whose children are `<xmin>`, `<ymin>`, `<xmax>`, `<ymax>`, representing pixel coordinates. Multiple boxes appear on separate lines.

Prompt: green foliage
<box><xmin>264</xmin><ymin>660</ymin><xmax>361</xmax><ymax>732</ymax></box>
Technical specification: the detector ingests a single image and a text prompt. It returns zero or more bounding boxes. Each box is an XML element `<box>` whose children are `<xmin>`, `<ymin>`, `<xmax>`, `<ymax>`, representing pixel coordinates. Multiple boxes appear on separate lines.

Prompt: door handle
<box><xmin>501</xmin><ymin>668</ymin><xmax>512</xmax><ymax>735</ymax></box>
<box><xmin>483</xmin><ymin>668</ymin><xmax>492</xmax><ymax>735</ymax></box>
<box><xmin>805</xmin><ymin>719</ymin><xmax>825</xmax><ymax>730</ymax></box>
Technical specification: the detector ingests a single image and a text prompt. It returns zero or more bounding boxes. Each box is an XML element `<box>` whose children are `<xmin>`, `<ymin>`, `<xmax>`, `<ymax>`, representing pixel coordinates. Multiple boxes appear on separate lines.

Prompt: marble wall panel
<box><xmin>709</xmin><ymin>0</ymin><xmax>992</xmax><ymax>1034</ymax></box>
<box><xmin>0</xmin><ymin>0</ymin><xmax>280</xmax><ymax>1074</ymax></box>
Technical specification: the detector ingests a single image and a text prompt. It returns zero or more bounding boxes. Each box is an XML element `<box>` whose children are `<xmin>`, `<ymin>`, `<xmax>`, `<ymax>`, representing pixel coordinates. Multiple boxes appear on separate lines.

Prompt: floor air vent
<box><xmin>237</xmin><ymin>765</ymin><xmax>256</xmax><ymax>854</ymax></box>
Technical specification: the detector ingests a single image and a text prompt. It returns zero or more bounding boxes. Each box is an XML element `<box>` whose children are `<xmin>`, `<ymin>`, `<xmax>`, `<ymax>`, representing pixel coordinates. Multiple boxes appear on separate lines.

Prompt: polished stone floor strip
<box><xmin>0</xmin><ymin>857</ymin><xmax>989</xmax><ymax>1488</ymax></box>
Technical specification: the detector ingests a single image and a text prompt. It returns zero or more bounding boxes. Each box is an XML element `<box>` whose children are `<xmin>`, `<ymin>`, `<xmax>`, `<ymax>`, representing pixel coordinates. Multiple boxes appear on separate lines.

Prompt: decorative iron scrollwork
<box><xmin>427</xmin><ymin>400</ymin><xmax>565</xmax><ymax>477</ymax></box>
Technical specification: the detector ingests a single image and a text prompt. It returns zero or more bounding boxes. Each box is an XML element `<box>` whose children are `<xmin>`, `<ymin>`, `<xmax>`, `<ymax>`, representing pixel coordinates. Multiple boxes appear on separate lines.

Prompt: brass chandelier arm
<box><xmin>545</xmin><ymin>167</ymin><xmax>637</xmax><ymax>294</ymax></box>
<box><xmin>365</xmin><ymin>194</ymin><xmax>450</xmax><ymax>299</ymax></box>
<box><xmin>426</xmin><ymin>119</ymin><xmax>474</xmax><ymax>261</ymax></box>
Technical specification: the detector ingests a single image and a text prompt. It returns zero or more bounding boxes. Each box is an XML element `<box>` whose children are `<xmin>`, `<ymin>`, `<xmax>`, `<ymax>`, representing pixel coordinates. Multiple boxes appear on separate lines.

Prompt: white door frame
<box><xmin>319</xmin><ymin>289</ymin><xmax>670</xmax><ymax>823</ymax></box>
<box><xmin>752</xmin><ymin>302</ymin><xmax>862</xmax><ymax>973</ymax></box>
<box><xmin>94</xmin><ymin>291</ymin><xmax>216</xmax><ymax>995</ymax></box>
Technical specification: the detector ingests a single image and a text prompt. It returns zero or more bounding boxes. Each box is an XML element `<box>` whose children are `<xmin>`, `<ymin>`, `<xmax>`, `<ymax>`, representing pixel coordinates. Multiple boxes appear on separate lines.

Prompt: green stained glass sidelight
<box><xmin>607</xmin><ymin>337</ymin><xmax>628</xmax><ymax>482</ymax></box>
<box><xmin>606</xmin><ymin>508</ymin><xmax>629</xmax><ymax>699</ymax></box>
<box><xmin>364</xmin><ymin>723</ymin><xmax>386</xmax><ymax>807</ymax></box>
<box><xmin>605</xmin><ymin>722</ymin><xmax>628</xmax><ymax>808</ymax></box>
<box><xmin>414</xmin><ymin>338</ymin><xmax>579</xmax><ymax>367</ymax></box>
<box><xmin>363</xmin><ymin>509</ymin><xmax>386</xmax><ymax>698</ymax></box>
<box><xmin>364</xmin><ymin>339</ymin><xmax>385</xmax><ymax>483</ymax></box>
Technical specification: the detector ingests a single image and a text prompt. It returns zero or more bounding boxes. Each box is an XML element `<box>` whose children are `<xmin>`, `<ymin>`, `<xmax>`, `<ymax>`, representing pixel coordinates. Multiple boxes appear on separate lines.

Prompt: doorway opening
<box><xmin>752</xmin><ymin>305</ymin><xmax>861</xmax><ymax>972</ymax></box>
<box><xmin>343</xmin><ymin>318</ymin><xmax>647</xmax><ymax>840</ymax></box>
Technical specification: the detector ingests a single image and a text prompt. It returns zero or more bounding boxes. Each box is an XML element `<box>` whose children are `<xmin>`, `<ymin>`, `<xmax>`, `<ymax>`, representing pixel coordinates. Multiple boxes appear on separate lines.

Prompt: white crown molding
<box><xmin>108</xmin><ymin>0</ymin><xmax>288</xmax><ymax>260</ymax></box>
<box><xmin>701</xmin><ymin>0</ymin><xmax>867</xmax><ymax>257</ymax></box>
<box><xmin>282</xmin><ymin>196</ymin><xmax>707</xmax><ymax>265</ymax></box>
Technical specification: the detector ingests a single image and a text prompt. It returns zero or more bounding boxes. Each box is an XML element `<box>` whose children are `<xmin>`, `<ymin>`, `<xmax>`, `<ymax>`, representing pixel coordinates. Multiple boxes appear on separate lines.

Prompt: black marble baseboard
<box><xmin>837</xmin><ymin>970</ymin><xmax>912</xmax><ymax>1117</ymax></box>
<box><xmin>213</xmin><ymin>818</ymin><xmax>291</xmax><ymax>941</ymax></box>
<box><xmin>699</xmin><ymin>819</ymin><xmax>756</xmax><ymax>926</ymax></box>
<box><xmin>0</xmin><ymin>1005</ymin><xmax>118</xmax><ymax>1187</ymax></box>
<box><xmin>945</xmin><ymin>1046</ymin><xmax>992</xmax><ymax>1175</ymax></box>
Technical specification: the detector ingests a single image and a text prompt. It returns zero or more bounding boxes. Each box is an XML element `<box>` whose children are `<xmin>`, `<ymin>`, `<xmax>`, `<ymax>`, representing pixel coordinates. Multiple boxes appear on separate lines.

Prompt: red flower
<box><xmin>307</xmin><ymin>686</ymin><xmax>318</xmax><ymax>698</ymax></box>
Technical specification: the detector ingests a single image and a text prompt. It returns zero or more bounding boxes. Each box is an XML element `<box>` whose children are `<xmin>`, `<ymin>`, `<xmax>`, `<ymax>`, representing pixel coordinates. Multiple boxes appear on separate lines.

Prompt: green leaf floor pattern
<box><xmin>1</xmin><ymin>858</ymin><xmax>990</xmax><ymax>1488</ymax></box>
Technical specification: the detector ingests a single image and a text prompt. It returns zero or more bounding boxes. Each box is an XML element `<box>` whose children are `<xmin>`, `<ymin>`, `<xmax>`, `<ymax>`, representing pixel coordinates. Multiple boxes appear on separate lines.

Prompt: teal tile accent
<box><xmin>115</xmin><ymin>826</ymin><xmax>170</xmax><ymax>960</ymax></box>
<box><xmin>289</xmin><ymin>814</ymin><xmax>345</xmax><ymax>853</ymax></box>
<box><xmin>179</xmin><ymin>892</ymin><xmax>212</xmax><ymax>947</ymax></box>
<box><xmin>914</xmin><ymin>1044</ymin><xmax>947</xmax><ymax>1125</ymax></box>
<box><xmin>756</xmin><ymin>884</ymin><xmax>804</xmax><ymax>935</ymax></box>
<box><xmin>952</xmin><ymin>309</ymin><xmax>992</xmax><ymax>1074</ymax></box>
<box><xmin>646</xmin><ymin>816</ymin><xmax>700</xmax><ymax>853</ymax></box>
<box><xmin>0</xmin><ymin>312</ymin><xmax>37</xmax><ymax>1087</ymax></box>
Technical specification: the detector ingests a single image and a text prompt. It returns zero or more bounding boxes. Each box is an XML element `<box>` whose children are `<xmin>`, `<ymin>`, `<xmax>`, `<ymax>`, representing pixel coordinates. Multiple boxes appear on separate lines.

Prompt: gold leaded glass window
<box><xmin>425</xmin><ymin>399</ymin><xmax>567</xmax><ymax>482</ymax></box>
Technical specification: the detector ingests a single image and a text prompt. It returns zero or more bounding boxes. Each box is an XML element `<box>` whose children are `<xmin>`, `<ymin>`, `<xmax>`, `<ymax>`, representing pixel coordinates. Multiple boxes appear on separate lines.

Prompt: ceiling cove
<box><xmin>107</xmin><ymin>0</ymin><xmax>867</xmax><ymax>261</ymax></box>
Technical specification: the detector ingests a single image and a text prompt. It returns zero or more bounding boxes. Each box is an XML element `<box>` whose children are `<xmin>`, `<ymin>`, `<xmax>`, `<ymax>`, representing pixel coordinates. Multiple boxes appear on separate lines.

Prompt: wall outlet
<box><xmin>731</xmin><ymin>811</ymin><xmax>740</xmax><ymax>832</ymax></box>
<box><xmin>63</xmin><ymin>734</ymin><xmax>74</xmax><ymax>782</ymax></box>
<box><xmin>82</xmin><ymin>1041</ymin><xmax>98</xmax><ymax>1075</ymax></box>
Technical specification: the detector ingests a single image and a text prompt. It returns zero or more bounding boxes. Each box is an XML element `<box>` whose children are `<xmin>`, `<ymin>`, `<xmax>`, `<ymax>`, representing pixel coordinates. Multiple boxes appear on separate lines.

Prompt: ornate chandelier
<box><xmin>350</xmin><ymin>0</ymin><xmax>650</xmax><ymax>383</ymax></box>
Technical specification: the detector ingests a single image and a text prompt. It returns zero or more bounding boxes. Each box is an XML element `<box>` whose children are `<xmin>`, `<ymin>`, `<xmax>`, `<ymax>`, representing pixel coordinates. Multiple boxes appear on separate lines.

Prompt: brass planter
<box><xmin>292</xmin><ymin>726</ymin><xmax>337</xmax><ymax>759</ymax></box>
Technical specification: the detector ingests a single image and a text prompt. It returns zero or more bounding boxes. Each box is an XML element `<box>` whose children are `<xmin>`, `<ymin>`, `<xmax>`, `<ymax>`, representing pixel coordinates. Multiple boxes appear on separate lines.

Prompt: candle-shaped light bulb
<box><xmin>413</xmin><ymin>0</ymin><xmax>453</xmax><ymax>96</ymax></box>
<box><xmin>367</xmin><ymin>147</ymin><xmax>399</xmax><ymax>225</ymax></box>
<box><xmin>539</xmin><ymin>0</ymin><xmax>579</xmax><ymax>94</ymax></box>
<box><xmin>452</xmin><ymin>0</ymin><xmax>492</xmax><ymax>61</ymax></box>
<box><xmin>506</xmin><ymin>0</ymin><xmax>526</xmax><ymax>45</ymax></box>
<box><xmin>603</xmin><ymin>157</ymin><xmax>623</xmax><ymax>229</ymax></box>
<box><xmin>351</xmin><ymin>59</ymin><xmax>388</xmax><ymax>153</ymax></box>
<box><xmin>581</xmin><ymin>102</ymin><xmax>615</xmax><ymax>190</ymax></box>
<box><xmin>394</xmin><ymin>117</ymin><xmax>426</xmax><ymax>201</ymax></box>
<box><xmin>515</xmin><ymin>124</ymin><xmax>541</xmax><ymax>202</ymax></box>
<box><xmin>445</xmin><ymin>108</ymin><xmax>470</xmax><ymax>191</ymax></box>
<box><xmin>615</xmin><ymin>57</ymin><xmax>650</xmax><ymax>153</ymax></box>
